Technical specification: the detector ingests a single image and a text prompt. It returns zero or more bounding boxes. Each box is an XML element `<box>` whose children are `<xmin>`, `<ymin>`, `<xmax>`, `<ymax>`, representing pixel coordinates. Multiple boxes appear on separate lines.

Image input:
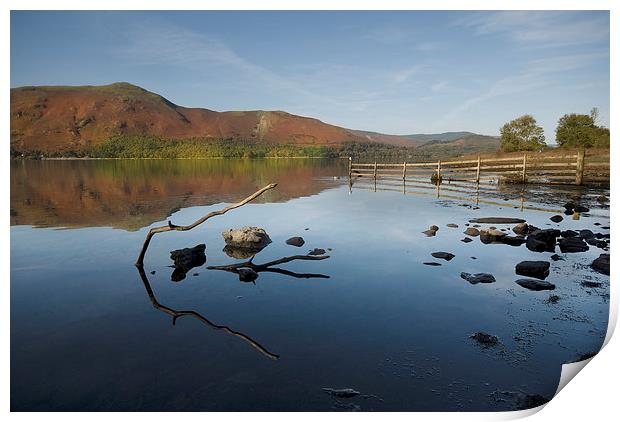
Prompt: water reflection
<box><xmin>136</xmin><ymin>265</ymin><xmax>280</xmax><ymax>360</ymax></box>
<box><xmin>207</xmin><ymin>254</ymin><xmax>331</xmax><ymax>282</ymax></box>
<box><xmin>11</xmin><ymin>159</ymin><xmax>345</xmax><ymax>230</ymax></box>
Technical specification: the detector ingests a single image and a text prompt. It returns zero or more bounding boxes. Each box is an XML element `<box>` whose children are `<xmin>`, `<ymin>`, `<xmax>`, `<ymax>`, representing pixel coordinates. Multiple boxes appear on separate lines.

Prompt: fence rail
<box><xmin>348</xmin><ymin>150</ymin><xmax>609</xmax><ymax>187</ymax></box>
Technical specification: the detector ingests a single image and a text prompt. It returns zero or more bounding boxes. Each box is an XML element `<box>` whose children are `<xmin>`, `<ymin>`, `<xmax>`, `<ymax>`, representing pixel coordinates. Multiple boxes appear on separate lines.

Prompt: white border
<box><xmin>3</xmin><ymin>1</ymin><xmax>617</xmax><ymax>420</ymax></box>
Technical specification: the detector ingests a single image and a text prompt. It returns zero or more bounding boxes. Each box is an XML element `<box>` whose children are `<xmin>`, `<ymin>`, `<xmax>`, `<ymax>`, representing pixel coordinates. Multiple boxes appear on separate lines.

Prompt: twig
<box><xmin>135</xmin><ymin>183</ymin><xmax>277</xmax><ymax>267</ymax></box>
<box><xmin>137</xmin><ymin>266</ymin><xmax>279</xmax><ymax>360</ymax></box>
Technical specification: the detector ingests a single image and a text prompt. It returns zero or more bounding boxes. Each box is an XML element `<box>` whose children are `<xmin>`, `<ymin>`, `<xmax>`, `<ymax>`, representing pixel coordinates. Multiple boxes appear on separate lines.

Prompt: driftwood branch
<box><xmin>137</xmin><ymin>266</ymin><xmax>279</xmax><ymax>360</ymax></box>
<box><xmin>207</xmin><ymin>254</ymin><xmax>330</xmax><ymax>279</ymax></box>
<box><xmin>135</xmin><ymin>183</ymin><xmax>278</xmax><ymax>267</ymax></box>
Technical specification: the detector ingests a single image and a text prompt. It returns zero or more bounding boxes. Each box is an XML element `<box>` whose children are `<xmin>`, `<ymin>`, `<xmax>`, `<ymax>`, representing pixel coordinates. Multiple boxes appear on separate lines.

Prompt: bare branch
<box><xmin>135</xmin><ymin>183</ymin><xmax>277</xmax><ymax>267</ymax></box>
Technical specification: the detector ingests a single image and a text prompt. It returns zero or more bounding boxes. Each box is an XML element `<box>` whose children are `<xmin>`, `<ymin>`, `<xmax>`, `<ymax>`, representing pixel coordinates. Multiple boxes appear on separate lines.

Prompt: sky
<box><xmin>10</xmin><ymin>10</ymin><xmax>610</xmax><ymax>141</ymax></box>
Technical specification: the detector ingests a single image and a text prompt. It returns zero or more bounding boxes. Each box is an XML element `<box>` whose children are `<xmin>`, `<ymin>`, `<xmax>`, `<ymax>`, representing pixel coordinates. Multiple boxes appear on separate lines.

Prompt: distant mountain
<box><xmin>10</xmin><ymin>82</ymin><xmax>499</xmax><ymax>156</ymax></box>
<box><xmin>416</xmin><ymin>134</ymin><xmax>500</xmax><ymax>155</ymax></box>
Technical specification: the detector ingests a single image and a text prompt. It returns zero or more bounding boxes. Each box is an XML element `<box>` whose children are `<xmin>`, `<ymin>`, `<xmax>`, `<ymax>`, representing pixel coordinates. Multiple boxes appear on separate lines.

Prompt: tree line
<box><xmin>500</xmin><ymin>108</ymin><xmax>609</xmax><ymax>152</ymax></box>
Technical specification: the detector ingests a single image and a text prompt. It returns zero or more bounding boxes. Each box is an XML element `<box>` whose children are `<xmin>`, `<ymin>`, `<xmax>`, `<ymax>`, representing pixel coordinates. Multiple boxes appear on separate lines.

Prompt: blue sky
<box><xmin>11</xmin><ymin>11</ymin><xmax>609</xmax><ymax>141</ymax></box>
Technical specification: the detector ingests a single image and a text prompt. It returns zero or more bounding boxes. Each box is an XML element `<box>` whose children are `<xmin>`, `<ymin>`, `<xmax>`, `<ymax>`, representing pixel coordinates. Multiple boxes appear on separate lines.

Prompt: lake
<box><xmin>10</xmin><ymin>159</ymin><xmax>610</xmax><ymax>411</ymax></box>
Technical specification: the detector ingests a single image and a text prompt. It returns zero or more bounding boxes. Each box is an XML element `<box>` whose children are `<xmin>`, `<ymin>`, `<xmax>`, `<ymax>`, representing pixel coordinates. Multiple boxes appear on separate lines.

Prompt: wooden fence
<box><xmin>348</xmin><ymin>150</ymin><xmax>609</xmax><ymax>187</ymax></box>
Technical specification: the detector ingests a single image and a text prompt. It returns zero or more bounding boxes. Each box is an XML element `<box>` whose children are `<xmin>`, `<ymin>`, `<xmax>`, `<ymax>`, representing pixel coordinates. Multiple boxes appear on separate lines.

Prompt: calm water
<box><xmin>11</xmin><ymin>159</ymin><xmax>610</xmax><ymax>411</ymax></box>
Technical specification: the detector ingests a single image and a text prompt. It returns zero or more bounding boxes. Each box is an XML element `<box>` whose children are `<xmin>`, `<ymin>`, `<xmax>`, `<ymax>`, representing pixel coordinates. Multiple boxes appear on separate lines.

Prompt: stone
<box><xmin>558</xmin><ymin>237</ymin><xmax>589</xmax><ymax>253</ymax></box>
<box><xmin>550</xmin><ymin>254</ymin><xmax>564</xmax><ymax>261</ymax></box>
<box><xmin>447</xmin><ymin>223</ymin><xmax>459</xmax><ymax>228</ymax></box>
<box><xmin>525</xmin><ymin>229</ymin><xmax>560</xmax><ymax>252</ymax></box>
<box><xmin>170</xmin><ymin>244</ymin><xmax>206</xmax><ymax>282</ymax></box>
<box><xmin>500</xmin><ymin>235</ymin><xmax>527</xmax><ymax>246</ymax></box>
<box><xmin>591</xmin><ymin>253</ymin><xmax>610</xmax><ymax>275</ymax></box>
<box><xmin>563</xmin><ymin>202</ymin><xmax>575</xmax><ymax>210</ymax></box>
<box><xmin>546</xmin><ymin>294</ymin><xmax>560</xmax><ymax>303</ymax></box>
<box><xmin>431</xmin><ymin>252</ymin><xmax>455</xmax><ymax>261</ymax></box>
<box><xmin>464</xmin><ymin>227</ymin><xmax>480</xmax><ymax>236</ymax></box>
<box><xmin>222</xmin><ymin>226</ymin><xmax>272</xmax><ymax>249</ymax></box>
<box><xmin>515</xmin><ymin>261</ymin><xmax>550</xmax><ymax>280</ymax></box>
<box><xmin>238</xmin><ymin>268</ymin><xmax>258</xmax><ymax>282</ymax></box>
<box><xmin>423</xmin><ymin>262</ymin><xmax>442</xmax><ymax>266</ymax></box>
<box><xmin>550</xmin><ymin>215</ymin><xmax>563</xmax><ymax>223</ymax></box>
<box><xmin>581</xmin><ymin>280</ymin><xmax>602</xmax><ymax>288</ymax></box>
<box><xmin>286</xmin><ymin>236</ymin><xmax>305</xmax><ymax>247</ymax></box>
<box><xmin>516</xmin><ymin>278</ymin><xmax>556</xmax><ymax>291</ymax></box>
<box><xmin>469</xmin><ymin>217</ymin><xmax>526</xmax><ymax>224</ymax></box>
<box><xmin>223</xmin><ymin>245</ymin><xmax>260</xmax><ymax>259</ymax></box>
<box><xmin>461</xmin><ymin>237</ymin><xmax>473</xmax><ymax>243</ymax></box>
<box><xmin>322</xmin><ymin>388</ymin><xmax>361</xmax><ymax>398</ymax></box>
<box><xmin>560</xmin><ymin>230</ymin><xmax>578</xmax><ymax>238</ymax></box>
<box><xmin>308</xmin><ymin>248</ymin><xmax>326</xmax><ymax>256</ymax></box>
<box><xmin>479</xmin><ymin>228</ymin><xmax>506</xmax><ymax>244</ymax></box>
<box><xmin>470</xmin><ymin>332</ymin><xmax>498</xmax><ymax>345</ymax></box>
<box><xmin>579</xmin><ymin>229</ymin><xmax>595</xmax><ymax>239</ymax></box>
<box><xmin>512</xmin><ymin>223</ymin><xmax>529</xmax><ymax>235</ymax></box>
<box><xmin>430</xmin><ymin>225</ymin><xmax>439</xmax><ymax>231</ymax></box>
<box><xmin>460</xmin><ymin>272</ymin><xmax>496</xmax><ymax>284</ymax></box>
<box><xmin>574</xmin><ymin>205</ymin><xmax>589</xmax><ymax>213</ymax></box>
<box><xmin>422</xmin><ymin>229</ymin><xmax>437</xmax><ymax>237</ymax></box>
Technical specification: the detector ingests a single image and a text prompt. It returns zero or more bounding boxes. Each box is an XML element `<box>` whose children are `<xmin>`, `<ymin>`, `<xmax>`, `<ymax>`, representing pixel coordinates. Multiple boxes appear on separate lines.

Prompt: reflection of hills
<box><xmin>10</xmin><ymin>159</ymin><xmax>344</xmax><ymax>230</ymax></box>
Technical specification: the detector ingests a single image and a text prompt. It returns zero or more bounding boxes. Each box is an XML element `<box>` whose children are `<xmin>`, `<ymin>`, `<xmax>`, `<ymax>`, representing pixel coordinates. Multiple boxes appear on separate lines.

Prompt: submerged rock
<box><xmin>550</xmin><ymin>215</ymin><xmax>563</xmax><ymax>223</ymax></box>
<box><xmin>238</xmin><ymin>268</ymin><xmax>258</xmax><ymax>282</ymax></box>
<box><xmin>323</xmin><ymin>388</ymin><xmax>361</xmax><ymax>398</ymax></box>
<box><xmin>308</xmin><ymin>248</ymin><xmax>326</xmax><ymax>256</ymax></box>
<box><xmin>591</xmin><ymin>253</ymin><xmax>610</xmax><ymax>275</ymax></box>
<box><xmin>470</xmin><ymin>332</ymin><xmax>499</xmax><ymax>345</ymax></box>
<box><xmin>581</xmin><ymin>280</ymin><xmax>602</xmax><ymax>288</ymax></box>
<box><xmin>464</xmin><ymin>227</ymin><xmax>480</xmax><ymax>237</ymax></box>
<box><xmin>423</xmin><ymin>262</ymin><xmax>442</xmax><ymax>266</ymax></box>
<box><xmin>558</xmin><ymin>237</ymin><xmax>589</xmax><ymax>253</ymax></box>
<box><xmin>550</xmin><ymin>254</ymin><xmax>564</xmax><ymax>261</ymax></box>
<box><xmin>546</xmin><ymin>294</ymin><xmax>560</xmax><ymax>303</ymax></box>
<box><xmin>461</xmin><ymin>237</ymin><xmax>473</xmax><ymax>243</ymax></box>
<box><xmin>223</xmin><ymin>226</ymin><xmax>272</xmax><ymax>249</ymax></box>
<box><xmin>515</xmin><ymin>278</ymin><xmax>556</xmax><ymax>291</ymax></box>
<box><xmin>286</xmin><ymin>236</ymin><xmax>305</xmax><ymax>247</ymax></box>
<box><xmin>170</xmin><ymin>244</ymin><xmax>207</xmax><ymax>282</ymax></box>
<box><xmin>515</xmin><ymin>261</ymin><xmax>550</xmax><ymax>280</ymax></box>
<box><xmin>460</xmin><ymin>272</ymin><xmax>496</xmax><ymax>284</ymax></box>
<box><xmin>431</xmin><ymin>251</ymin><xmax>455</xmax><ymax>261</ymax></box>
<box><xmin>447</xmin><ymin>223</ymin><xmax>459</xmax><ymax>228</ymax></box>
<box><xmin>469</xmin><ymin>217</ymin><xmax>526</xmax><ymax>224</ymax></box>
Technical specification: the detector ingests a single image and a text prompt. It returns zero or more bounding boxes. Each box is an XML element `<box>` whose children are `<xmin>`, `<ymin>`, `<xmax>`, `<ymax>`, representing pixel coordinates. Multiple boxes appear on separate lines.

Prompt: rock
<box><xmin>550</xmin><ymin>254</ymin><xmax>564</xmax><ymax>261</ymax></box>
<box><xmin>499</xmin><ymin>235</ymin><xmax>527</xmax><ymax>246</ymax></box>
<box><xmin>423</xmin><ymin>262</ymin><xmax>442</xmax><ymax>266</ymax></box>
<box><xmin>526</xmin><ymin>229</ymin><xmax>560</xmax><ymax>252</ymax></box>
<box><xmin>470</xmin><ymin>332</ymin><xmax>498</xmax><ymax>345</ymax></box>
<box><xmin>447</xmin><ymin>223</ymin><xmax>459</xmax><ymax>228</ymax></box>
<box><xmin>286</xmin><ymin>236</ymin><xmax>305</xmax><ymax>247</ymax></box>
<box><xmin>430</xmin><ymin>225</ymin><xmax>439</xmax><ymax>231</ymax></box>
<box><xmin>512</xmin><ymin>223</ymin><xmax>529</xmax><ymax>235</ymax></box>
<box><xmin>460</xmin><ymin>272</ymin><xmax>496</xmax><ymax>284</ymax></box>
<box><xmin>550</xmin><ymin>215</ymin><xmax>563</xmax><ymax>223</ymax></box>
<box><xmin>563</xmin><ymin>201</ymin><xmax>575</xmax><ymax>210</ymax></box>
<box><xmin>479</xmin><ymin>228</ymin><xmax>506</xmax><ymax>244</ymax></box>
<box><xmin>463</xmin><ymin>227</ymin><xmax>480</xmax><ymax>236</ymax></box>
<box><xmin>560</xmin><ymin>230</ymin><xmax>578</xmax><ymax>238</ymax></box>
<box><xmin>461</xmin><ymin>237</ymin><xmax>473</xmax><ymax>243</ymax></box>
<box><xmin>594</xmin><ymin>222</ymin><xmax>601</xmax><ymax>226</ymax></box>
<box><xmin>585</xmin><ymin>238</ymin><xmax>607</xmax><ymax>249</ymax></box>
<box><xmin>591</xmin><ymin>253</ymin><xmax>610</xmax><ymax>275</ymax></box>
<box><xmin>515</xmin><ymin>261</ymin><xmax>550</xmax><ymax>280</ymax></box>
<box><xmin>597</xmin><ymin>195</ymin><xmax>608</xmax><ymax>204</ymax></box>
<box><xmin>574</xmin><ymin>205</ymin><xmax>589</xmax><ymax>213</ymax></box>
<box><xmin>431</xmin><ymin>252</ymin><xmax>455</xmax><ymax>261</ymax></box>
<box><xmin>515</xmin><ymin>279</ymin><xmax>556</xmax><ymax>291</ymax></box>
<box><xmin>423</xmin><ymin>225</ymin><xmax>439</xmax><ymax>237</ymax></box>
<box><xmin>170</xmin><ymin>244</ymin><xmax>206</xmax><ymax>282</ymax></box>
<box><xmin>469</xmin><ymin>217</ymin><xmax>526</xmax><ymax>224</ymax></box>
<box><xmin>564</xmin><ymin>209</ymin><xmax>574</xmax><ymax>216</ymax></box>
<box><xmin>581</xmin><ymin>280</ymin><xmax>602</xmax><ymax>288</ymax></box>
<box><xmin>579</xmin><ymin>229</ymin><xmax>595</xmax><ymax>239</ymax></box>
<box><xmin>308</xmin><ymin>248</ymin><xmax>326</xmax><ymax>256</ymax></box>
<box><xmin>222</xmin><ymin>226</ymin><xmax>271</xmax><ymax>250</ymax></box>
<box><xmin>323</xmin><ymin>388</ymin><xmax>361</xmax><ymax>398</ymax></box>
<box><xmin>238</xmin><ymin>268</ymin><xmax>258</xmax><ymax>282</ymax></box>
<box><xmin>546</xmin><ymin>294</ymin><xmax>560</xmax><ymax>303</ymax></box>
<box><xmin>150</xmin><ymin>270</ymin><xmax>156</xmax><ymax>275</ymax></box>
<box><xmin>558</xmin><ymin>237</ymin><xmax>589</xmax><ymax>253</ymax></box>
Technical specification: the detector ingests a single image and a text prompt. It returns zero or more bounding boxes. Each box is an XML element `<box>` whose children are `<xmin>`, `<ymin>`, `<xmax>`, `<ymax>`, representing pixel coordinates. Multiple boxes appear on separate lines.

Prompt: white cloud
<box><xmin>392</xmin><ymin>64</ymin><xmax>425</xmax><ymax>83</ymax></box>
<box><xmin>431</xmin><ymin>81</ymin><xmax>448</xmax><ymax>92</ymax></box>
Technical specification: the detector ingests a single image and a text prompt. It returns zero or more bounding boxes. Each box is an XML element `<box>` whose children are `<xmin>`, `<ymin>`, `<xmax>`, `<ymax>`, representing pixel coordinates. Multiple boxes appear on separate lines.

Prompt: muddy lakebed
<box><xmin>10</xmin><ymin>159</ymin><xmax>609</xmax><ymax>411</ymax></box>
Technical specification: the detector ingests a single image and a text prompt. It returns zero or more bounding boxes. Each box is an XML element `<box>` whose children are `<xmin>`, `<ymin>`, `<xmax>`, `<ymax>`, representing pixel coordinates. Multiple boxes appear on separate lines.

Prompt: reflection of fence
<box><xmin>348</xmin><ymin>150</ymin><xmax>609</xmax><ymax>187</ymax></box>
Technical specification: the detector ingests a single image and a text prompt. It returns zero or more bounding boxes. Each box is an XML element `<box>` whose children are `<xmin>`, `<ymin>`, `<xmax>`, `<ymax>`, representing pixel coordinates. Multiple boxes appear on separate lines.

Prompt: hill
<box><xmin>10</xmin><ymin>82</ymin><xmax>500</xmax><ymax>158</ymax></box>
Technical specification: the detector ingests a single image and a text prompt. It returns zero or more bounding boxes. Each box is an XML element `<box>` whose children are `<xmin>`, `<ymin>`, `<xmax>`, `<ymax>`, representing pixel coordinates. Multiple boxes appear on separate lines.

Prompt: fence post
<box><xmin>476</xmin><ymin>155</ymin><xmax>481</xmax><ymax>184</ymax></box>
<box><xmin>575</xmin><ymin>149</ymin><xmax>585</xmax><ymax>185</ymax></box>
<box><xmin>373</xmin><ymin>161</ymin><xmax>377</xmax><ymax>182</ymax></box>
<box><xmin>522</xmin><ymin>154</ymin><xmax>527</xmax><ymax>184</ymax></box>
<box><xmin>402</xmin><ymin>161</ymin><xmax>407</xmax><ymax>181</ymax></box>
<box><xmin>348</xmin><ymin>156</ymin><xmax>352</xmax><ymax>181</ymax></box>
<box><xmin>437</xmin><ymin>160</ymin><xmax>442</xmax><ymax>184</ymax></box>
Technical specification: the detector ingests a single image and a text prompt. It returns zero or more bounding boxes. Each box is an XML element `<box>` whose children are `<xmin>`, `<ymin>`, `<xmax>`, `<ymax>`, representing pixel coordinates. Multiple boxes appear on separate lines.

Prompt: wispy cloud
<box><xmin>431</xmin><ymin>81</ymin><xmax>449</xmax><ymax>92</ymax></box>
<box><xmin>458</xmin><ymin>11</ymin><xmax>609</xmax><ymax>49</ymax></box>
<box><xmin>392</xmin><ymin>64</ymin><xmax>425</xmax><ymax>83</ymax></box>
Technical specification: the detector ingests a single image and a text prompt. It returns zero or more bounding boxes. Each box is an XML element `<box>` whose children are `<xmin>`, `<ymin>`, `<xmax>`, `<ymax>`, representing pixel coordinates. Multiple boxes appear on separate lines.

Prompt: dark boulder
<box><xmin>308</xmin><ymin>248</ymin><xmax>326</xmax><ymax>256</ymax></box>
<box><xmin>323</xmin><ymin>388</ymin><xmax>361</xmax><ymax>398</ymax></box>
<box><xmin>550</xmin><ymin>215</ymin><xmax>563</xmax><ymax>223</ymax></box>
<box><xmin>170</xmin><ymin>244</ymin><xmax>207</xmax><ymax>282</ymax></box>
<box><xmin>286</xmin><ymin>236</ymin><xmax>305</xmax><ymax>247</ymax></box>
<box><xmin>515</xmin><ymin>261</ymin><xmax>550</xmax><ymax>280</ymax></box>
<box><xmin>470</xmin><ymin>332</ymin><xmax>499</xmax><ymax>345</ymax></box>
<box><xmin>560</xmin><ymin>229</ymin><xmax>578</xmax><ymax>238</ymax></box>
<box><xmin>574</xmin><ymin>205</ymin><xmax>589</xmax><ymax>213</ymax></box>
<box><xmin>579</xmin><ymin>229</ymin><xmax>595</xmax><ymax>239</ymax></box>
<box><xmin>515</xmin><ymin>278</ymin><xmax>556</xmax><ymax>291</ymax></box>
<box><xmin>423</xmin><ymin>262</ymin><xmax>442</xmax><ymax>266</ymax></box>
<box><xmin>558</xmin><ymin>237</ymin><xmax>589</xmax><ymax>253</ymax></box>
<box><xmin>499</xmin><ymin>235</ymin><xmax>527</xmax><ymax>246</ymax></box>
<box><xmin>591</xmin><ymin>253</ymin><xmax>610</xmax><ymax>275</ymax></box>
<box><xmin>461</xmin><ymin>237</ymin><xmax>473</xmax><ymax>243</ymax></box>
<box><xmin>431</xmin><ymin>252</ymin><xmax>455</xmax><ymax>261</ymax></box>
<box><xmin>238</xmin><ymin>268</ymin><xmax>258</xmax><ymax>282</ymax></box>
<box><xmin>550</xmin><ymin>254</ymin><xmax>564</xmax><ymax>261</ymax></box>
<box><xmin>525</xmin><ymin>229</ymin><xmax>559</xmax><ymax>252</ymax></box>
<box><xmin>563</xmin><ymin>201</ymin><xmax>575</xmax><ymax>211</ymax></box>
<box><xmin>460</xmin><ymin>272</ymin><xmax>496</xmax><ymax>284</ymax></box>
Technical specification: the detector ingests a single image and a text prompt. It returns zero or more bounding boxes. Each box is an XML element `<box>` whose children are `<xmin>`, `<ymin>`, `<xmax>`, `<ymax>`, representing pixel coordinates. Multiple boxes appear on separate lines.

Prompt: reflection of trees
<box><xmin>207</xmin><ymin>254</ymin><xmax>330</xmax><ymax>281</ymax></box>
<box><xmin>136</xmin><ymin>266</ymin><xmax>280</xmax><ymax>360</ymax></box>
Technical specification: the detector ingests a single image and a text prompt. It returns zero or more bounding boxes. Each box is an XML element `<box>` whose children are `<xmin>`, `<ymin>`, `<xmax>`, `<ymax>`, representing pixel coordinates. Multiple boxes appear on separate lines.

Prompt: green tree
<box><xmin>500</xmin><ymin>115</ymin><xmax>546</xmax><ymax>152</ymax></box>
<box><xmin>555</xmin><ymin>108</ymin><xmax>609</xmax><ymax>148</ymax></box>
